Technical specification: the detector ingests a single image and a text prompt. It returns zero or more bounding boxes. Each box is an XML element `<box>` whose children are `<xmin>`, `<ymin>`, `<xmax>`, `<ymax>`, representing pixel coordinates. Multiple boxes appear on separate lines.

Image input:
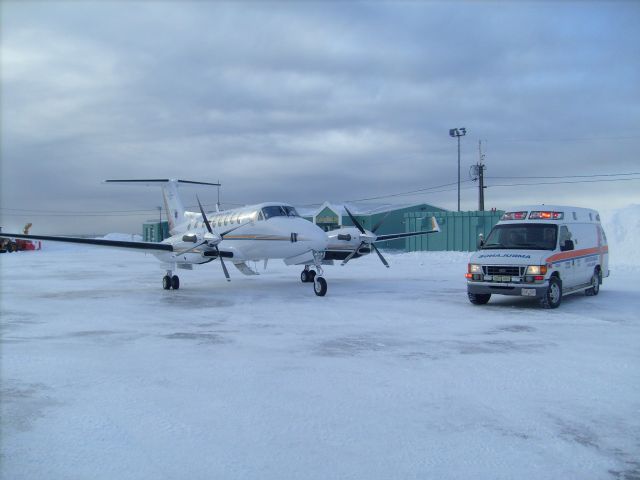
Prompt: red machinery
<box><xmin>0</xmin><ymin>223</ymin><xmax>41</xmax><ymax>252</ymax></box>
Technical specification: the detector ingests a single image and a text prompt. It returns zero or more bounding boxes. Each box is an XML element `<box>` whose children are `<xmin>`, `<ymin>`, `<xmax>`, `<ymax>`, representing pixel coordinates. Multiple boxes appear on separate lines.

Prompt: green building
<box><xmin>143</xmin><ymin>220</ymin><xmax>169</xmax><ymax>242</ymax></box>
<box><xmin>299</xmin><ymin>201</ymin><xmax>503</xmax><ymax>252</ymax></box>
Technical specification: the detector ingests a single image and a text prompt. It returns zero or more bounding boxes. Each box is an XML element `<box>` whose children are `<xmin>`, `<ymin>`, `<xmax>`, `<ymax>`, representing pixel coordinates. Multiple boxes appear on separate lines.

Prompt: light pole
<box><xmin>449</xmin><ymin>127</ymin><xmax>467</xmax><ymax>212</ymax></box>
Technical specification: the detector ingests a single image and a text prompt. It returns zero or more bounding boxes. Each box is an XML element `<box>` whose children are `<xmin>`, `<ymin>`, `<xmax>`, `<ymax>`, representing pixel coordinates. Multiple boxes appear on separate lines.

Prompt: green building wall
<box><xmin>404</xmin><ymin>210</ymin><xmax>504</xmax><ymax>252</ymax></box>
<box><xmin>143</xmin><ymin>221</ymin><xmax>169</xmax><ymax>242</ymax></box>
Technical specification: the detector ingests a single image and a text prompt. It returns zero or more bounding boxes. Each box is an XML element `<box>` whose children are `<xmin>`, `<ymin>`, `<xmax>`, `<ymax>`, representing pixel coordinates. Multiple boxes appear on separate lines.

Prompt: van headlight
<box><xmin>469</xmin><ymin>264</ymin><xmax>482</xmax><ymax>274</ymax></box>
<box><xmin>526</xmin><ymin>265</ymin><xmax>548</xmax><ymax>275</ymax></box>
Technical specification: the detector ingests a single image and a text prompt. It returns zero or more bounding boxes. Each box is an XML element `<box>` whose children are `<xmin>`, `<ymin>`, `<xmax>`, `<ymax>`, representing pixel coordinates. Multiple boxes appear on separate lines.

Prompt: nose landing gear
<box><xmin>301</xmin><ymin>251</ymin><xmax>328</xmax><ymax>296</ymax></box>
<box><xmin>313</xmin><ymin>276</ymin><xmax>327</xmax><ymax>296</ymax></box>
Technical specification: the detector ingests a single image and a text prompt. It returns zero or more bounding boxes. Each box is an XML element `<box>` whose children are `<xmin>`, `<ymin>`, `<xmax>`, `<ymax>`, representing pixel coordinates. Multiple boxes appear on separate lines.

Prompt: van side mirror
<box><xmin>561</xmin><ymin>239</ymin><xmax>574</xmax><ymax>252</ymax></box>
<box><xmin>478</xmin><ymin>234</ymin><xmax>484</xmax><ymax>248</ymax></box>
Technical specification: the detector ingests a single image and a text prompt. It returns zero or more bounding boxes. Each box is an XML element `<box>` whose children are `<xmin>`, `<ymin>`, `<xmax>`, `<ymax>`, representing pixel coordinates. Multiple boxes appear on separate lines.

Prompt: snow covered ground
<box><xmin>1</xmin><ymin>247</ymin><xmax>639</xmax><ymax>480</ymax></box>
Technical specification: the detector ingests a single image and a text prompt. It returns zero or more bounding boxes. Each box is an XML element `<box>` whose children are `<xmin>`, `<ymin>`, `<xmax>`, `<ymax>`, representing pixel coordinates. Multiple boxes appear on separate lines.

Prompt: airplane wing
<box><xmin>3</xmin><ymin>233</ymin><xmax>174</xmax><ymax>252</ymax></box>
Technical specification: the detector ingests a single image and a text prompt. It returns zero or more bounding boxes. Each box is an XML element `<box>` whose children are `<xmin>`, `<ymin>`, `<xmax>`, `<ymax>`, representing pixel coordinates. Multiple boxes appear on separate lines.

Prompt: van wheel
<box><xmin>540</xmin><ymin>277</ymin><xmax>562</xmax><ymax>309</ymax></box>
<box><xmin>585</xmin><ymin>269</ymin><xmax>601</xmax><ymax>296</ymax></box>
<box><xmin>468</xmin><ymin>292</ymin><xmax>491</xmax><ymax>305</ymax></box>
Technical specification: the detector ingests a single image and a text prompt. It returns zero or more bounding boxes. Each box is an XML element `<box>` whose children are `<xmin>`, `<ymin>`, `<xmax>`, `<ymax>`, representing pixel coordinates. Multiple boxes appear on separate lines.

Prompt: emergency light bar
<box><xmin>528</xmin><ymin>211</ymin><xmax>564</xmax><ymax>220</ymax></box>
<box><xmin>501</xmin><ymin>211</ymin><xmax>528</xmax><ymax>220</ymax></box>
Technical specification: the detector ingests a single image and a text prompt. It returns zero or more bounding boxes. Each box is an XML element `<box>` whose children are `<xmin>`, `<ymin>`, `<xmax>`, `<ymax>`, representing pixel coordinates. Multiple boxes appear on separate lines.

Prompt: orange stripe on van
<box><xmin>546</xmin><ymin>246</ymin><xmax>608</xmax><ymax>263</ymax></box>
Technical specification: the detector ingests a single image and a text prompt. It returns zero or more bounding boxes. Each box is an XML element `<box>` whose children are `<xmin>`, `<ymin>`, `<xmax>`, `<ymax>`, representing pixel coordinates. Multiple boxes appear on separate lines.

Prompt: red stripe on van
<box><xmin>546</xmin><ymin>246</ymin><xmax>608</xmax><ymax>263</ymax></box>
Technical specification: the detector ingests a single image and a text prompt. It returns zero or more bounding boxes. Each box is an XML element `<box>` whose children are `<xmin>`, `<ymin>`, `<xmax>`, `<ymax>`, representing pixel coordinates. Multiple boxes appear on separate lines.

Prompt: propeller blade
<box><xmin>219</xmin><ymin>221</ymin><xmax>249</xmax><ymax>238</ymax></box>
<box><xmin>341</xmin><ymin>241</ymin><xmax>364</xmax><ymax>266</ymax></box>
<box><xmin>219</xmin><ymin>255</ymin><xmax>231</xmax><ymax>282</ymax></box>
<box><xmin>196</xmin><ymin>195</ymin><xmax>213</xmax><ymax>234</ymax></box>
<box><xmin>371</xmin><ymin>212</ymin><xmax>391</xmax><ymax>234</ymax></box>
<box><xmin>371</xmin><ymin>243</ymin><xmax>390</xmax><ymax>268</ymax></box>
<box><xmin>374</xmin><ymin>229</ymin><xmax>439</xmax><ymax>242</ymax></box>
<box><xmin>343</xmin><ymin>206</ymin><xmax>366</xmax><ymax>234</ymax></box>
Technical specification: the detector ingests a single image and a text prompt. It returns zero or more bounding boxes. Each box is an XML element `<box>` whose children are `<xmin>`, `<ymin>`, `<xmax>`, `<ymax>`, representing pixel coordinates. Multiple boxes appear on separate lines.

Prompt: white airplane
<box><xmin>6</xmin><ymin>179</ymin><xmax>440</xmax><ymax>296</ymax></box>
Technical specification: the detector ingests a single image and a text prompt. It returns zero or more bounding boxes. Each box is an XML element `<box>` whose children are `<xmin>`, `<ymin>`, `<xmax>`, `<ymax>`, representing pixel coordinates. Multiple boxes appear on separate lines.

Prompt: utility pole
<box><xmin>449</xmin><ymin>127</ymin><xmax>467</xmax><ymax>211</ymax></box>
<box><xmin>216</xmin><ymin>180</ymin><xmax>221</xmax><ymax>212</ymax></box>
<box><xmin>477</xmin><ymin>140</ymin><xmax>486</xmax><ymax>211</ymax></box>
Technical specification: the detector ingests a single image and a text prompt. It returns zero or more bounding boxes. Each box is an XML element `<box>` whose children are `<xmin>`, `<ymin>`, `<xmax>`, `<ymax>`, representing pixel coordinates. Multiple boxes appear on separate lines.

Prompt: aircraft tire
<box><xmin>171</xmin><ymin>275</ymin><xmax>180</xmax><ymax>290</ymax></box>
<box><xmin>162</xmin><ymin>275</ymin><xmax>171</xmax><ymax>290</ymax></box>
<box><xmin>314</xmin><ymin>277</ymin><xmax>327</xmax><ymax>297</ymax></box>
<box><xmin>301</xmin><ymin>270</ymin><xmax>309</xmax><ymax>283</ymax></box>
<box><xmin>308</xmin><ymin>270</ymin><xmax>316</xmax><ymax>282</ymax></box>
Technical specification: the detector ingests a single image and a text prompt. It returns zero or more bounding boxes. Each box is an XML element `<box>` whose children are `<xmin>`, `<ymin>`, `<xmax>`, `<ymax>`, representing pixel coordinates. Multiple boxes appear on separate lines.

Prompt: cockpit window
<box><xmin>283</xmin><ymin>206</ymin><xmax>299</xmax><ymax>217</ymax></box>
<box><xmin>261</xmin><ymin>205</ymin><xmax>298</xmax><ymax>219</ymax></box>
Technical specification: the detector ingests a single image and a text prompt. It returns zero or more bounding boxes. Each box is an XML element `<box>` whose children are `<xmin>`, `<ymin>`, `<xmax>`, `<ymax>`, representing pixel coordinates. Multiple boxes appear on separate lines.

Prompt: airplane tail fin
<box><xmin>104</xmin><ymin>179</ymin><xmax>220</xmax><ymax>233</ymax></box>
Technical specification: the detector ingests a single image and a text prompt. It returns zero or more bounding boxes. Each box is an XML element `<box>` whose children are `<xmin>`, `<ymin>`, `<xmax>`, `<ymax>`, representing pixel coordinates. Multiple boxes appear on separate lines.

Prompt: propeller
<box><xmin>340</xmin><ymin>207</ymin><xmax>440</xmax><ymax>268</ymax></box>
<box><xmin>341</xmin><ymin>206</ymin><xmax>389</xmax><ymax>268</ymax></box>
<box><xmin>172</xmin><ymin>195</ymin><xmax>244</xmax><ymax>281</ymax></box>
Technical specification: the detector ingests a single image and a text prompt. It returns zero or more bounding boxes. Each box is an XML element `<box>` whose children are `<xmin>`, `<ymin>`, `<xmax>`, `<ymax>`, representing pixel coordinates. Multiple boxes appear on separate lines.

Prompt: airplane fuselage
<box><xmin>153</xmin><ymin>202</ymin><xmax>328</xmax><ymax>265</ymax></box>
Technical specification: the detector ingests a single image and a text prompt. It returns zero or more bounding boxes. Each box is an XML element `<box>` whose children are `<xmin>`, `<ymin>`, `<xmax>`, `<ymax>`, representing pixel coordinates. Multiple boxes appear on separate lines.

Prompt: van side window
<box><xmin>559</xmin><ymin>225</ymin><xmax>574</xmax><ymax>251</ymax></box>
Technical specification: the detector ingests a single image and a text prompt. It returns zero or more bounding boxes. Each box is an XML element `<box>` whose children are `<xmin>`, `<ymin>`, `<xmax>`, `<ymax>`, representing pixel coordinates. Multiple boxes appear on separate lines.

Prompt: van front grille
<box><xmin>484</xmin><ymin>265</ymin><xmax>525</xmax><ymax>277</ymax></box>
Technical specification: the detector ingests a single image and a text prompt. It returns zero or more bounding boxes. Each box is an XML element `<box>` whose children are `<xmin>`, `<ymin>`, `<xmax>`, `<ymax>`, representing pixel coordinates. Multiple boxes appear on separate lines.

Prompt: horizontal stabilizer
<box><xmin>104</xmin><ymin>179</ymin><xmax>220</xmax><ymax>186</ymax></box>
<box><xmin>3</xmin><ymin>233</ymin><xmax>173</xmax><ymax>252</ymax></box>
<box><xmin>375</xmin><ymin>217</ymin><xmax>440</xmax><ymax>242</ymax></box>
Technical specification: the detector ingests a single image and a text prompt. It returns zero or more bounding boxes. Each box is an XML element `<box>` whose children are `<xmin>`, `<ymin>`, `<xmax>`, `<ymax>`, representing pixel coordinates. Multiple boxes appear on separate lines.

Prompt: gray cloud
<box><xmin>1</xmin><ymin>0</ymin><xmax>639</xmax><ymax>234</ymax></box>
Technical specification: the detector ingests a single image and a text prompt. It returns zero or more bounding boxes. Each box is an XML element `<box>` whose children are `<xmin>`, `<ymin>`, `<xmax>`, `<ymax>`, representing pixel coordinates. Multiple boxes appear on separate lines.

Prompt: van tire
<box><xmin>585</xmin><ymin>269</ymin><xmax>601</xmax><ymax>296</ymax></box>
<box><xmin>540</xmin><ymin>277</ymin><xmax>562</xmax><ymax>309</ymax></box>
<box><xmin>468</xmin><ymin>292</ymin><xmax>491</xmax><ymax>305</ymax></box>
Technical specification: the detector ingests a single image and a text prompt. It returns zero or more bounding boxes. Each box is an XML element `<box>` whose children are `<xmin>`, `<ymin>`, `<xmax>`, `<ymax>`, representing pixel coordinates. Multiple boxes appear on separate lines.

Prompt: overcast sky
<box><xmin>2</xmin><ymin>0</ymin><xmax>639</xmax><ymax>234</ymax></box>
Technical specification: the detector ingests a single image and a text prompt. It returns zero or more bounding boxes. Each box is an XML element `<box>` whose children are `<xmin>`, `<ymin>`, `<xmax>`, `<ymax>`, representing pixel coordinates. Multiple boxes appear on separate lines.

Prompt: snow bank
<box><xmin>601</xmin><ymin>204</ymin><xmax>640</xmax><ymax>266</ymax></box>
<box><xmin>100</xmin><ymin>233</ymin><xmax>142</xmax><ymax>242</ymax></box>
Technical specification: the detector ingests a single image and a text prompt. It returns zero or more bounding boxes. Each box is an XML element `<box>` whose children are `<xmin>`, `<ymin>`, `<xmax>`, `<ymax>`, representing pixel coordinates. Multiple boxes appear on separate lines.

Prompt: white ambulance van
<box><xmin>466</xmin><ymin>205</ymin><xmax>609</xmax><ymax>308</ymax></box>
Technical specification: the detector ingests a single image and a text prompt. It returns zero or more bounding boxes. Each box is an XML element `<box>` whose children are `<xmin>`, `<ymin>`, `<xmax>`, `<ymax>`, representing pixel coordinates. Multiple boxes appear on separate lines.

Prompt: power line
<box><xmin>487</xmin><ymin>172</ymin><xmax>640</xmax><ymax>180</ymax></box>
<box><xmin>343</xmin><ymin>180</ymin><xmax>473</xmax><ymax>203</ymax></box>
<box><xmin>488</xmin><ymin>177</ymin><xmax>640</xmax><ymax>188</ymax></box>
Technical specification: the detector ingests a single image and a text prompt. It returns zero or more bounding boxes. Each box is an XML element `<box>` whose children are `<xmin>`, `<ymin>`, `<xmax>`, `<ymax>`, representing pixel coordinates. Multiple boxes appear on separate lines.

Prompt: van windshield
<box><xmin>481</xmin><ymin>224</ymin><xmax>558</xmax><ymax>250</ymax></box>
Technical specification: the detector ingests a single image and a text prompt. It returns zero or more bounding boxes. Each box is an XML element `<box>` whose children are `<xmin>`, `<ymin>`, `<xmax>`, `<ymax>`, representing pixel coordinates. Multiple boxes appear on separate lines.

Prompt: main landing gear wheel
<box><xmin>313</xmin><ymin>277</ymin><xmax>327</xmax><ymax>297</ymax></box>
<box><xmin>163</xmin><ymin>274</ymin><xmax>180</xmax><ymax>290</ymax></box>
<box><xmin>300</xmin><ymin>269</ymin><xmax>317</xmax><ymax>283</ymax></box>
